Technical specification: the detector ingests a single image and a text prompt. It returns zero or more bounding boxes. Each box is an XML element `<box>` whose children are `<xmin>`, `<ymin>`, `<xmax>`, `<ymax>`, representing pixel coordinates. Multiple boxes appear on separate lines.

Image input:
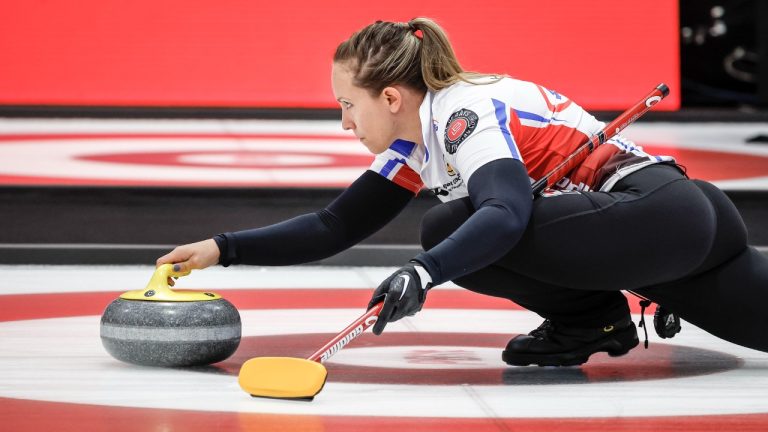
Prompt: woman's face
<box><xmin>331</xmin><ymin>62</ymin><xmax>398</xmax><ymax>154</ymax></box>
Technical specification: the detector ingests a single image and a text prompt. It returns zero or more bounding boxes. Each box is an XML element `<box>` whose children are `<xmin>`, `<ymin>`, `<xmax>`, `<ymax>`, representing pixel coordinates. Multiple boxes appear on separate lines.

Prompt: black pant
<box><xmin>420</xmin><ymin>163</ymin><xmax>768</xmax><ymax>352</ymax></box>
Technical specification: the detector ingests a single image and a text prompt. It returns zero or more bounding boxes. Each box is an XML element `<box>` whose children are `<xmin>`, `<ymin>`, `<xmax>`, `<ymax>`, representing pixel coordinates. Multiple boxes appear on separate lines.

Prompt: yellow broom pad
<box><xmin>238</xmin><ymin>357</ymin><xmax>328</xmax><ymax>400</ymax></box>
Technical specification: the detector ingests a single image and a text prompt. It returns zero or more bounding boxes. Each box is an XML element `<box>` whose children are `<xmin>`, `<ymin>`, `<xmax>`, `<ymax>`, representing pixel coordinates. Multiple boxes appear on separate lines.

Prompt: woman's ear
<box><xmin>381</xmin><ymin>86</ymin><xmax>403</xmax><ymax>113</ymax></box>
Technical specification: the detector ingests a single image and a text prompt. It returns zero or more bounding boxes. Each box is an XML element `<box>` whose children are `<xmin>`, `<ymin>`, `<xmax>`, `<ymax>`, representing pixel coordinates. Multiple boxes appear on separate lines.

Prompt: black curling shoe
<box><xmin>502</xmin><ymin>316</ymin><xmax>639</xmax><ymax>367</ymax></box>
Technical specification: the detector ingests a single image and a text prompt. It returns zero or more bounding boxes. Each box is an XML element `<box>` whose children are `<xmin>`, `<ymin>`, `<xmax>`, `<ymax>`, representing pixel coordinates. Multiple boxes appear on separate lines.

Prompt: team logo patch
<box><xmin>444</xmin><ymin>109</ymin><xmax>478</xmax><ymax>154</ymax></box>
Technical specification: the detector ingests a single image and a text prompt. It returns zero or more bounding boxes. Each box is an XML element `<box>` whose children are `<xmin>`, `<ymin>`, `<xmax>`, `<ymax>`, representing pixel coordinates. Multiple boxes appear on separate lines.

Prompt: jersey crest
<box><xmin>444</xmin><ymin>108</ymin><xmax>478</xmax><ymax>154</ymax></box>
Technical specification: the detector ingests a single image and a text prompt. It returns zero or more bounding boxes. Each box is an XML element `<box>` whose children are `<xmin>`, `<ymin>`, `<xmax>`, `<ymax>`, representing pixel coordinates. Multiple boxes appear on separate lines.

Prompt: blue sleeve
<box><xmin>412</xmin><ymin>158</ymin><xmax>532</xmax><ymax>284</ymax></box>
<box><xmin>214</xmin><ymin>170</ymin><xmax>414</xmax><ymax>266</ymax></box>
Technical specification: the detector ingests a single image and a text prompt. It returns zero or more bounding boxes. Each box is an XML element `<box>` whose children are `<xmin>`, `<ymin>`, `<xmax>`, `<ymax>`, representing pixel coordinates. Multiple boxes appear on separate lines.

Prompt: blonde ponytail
<box><xmin>334</xmin><ymin>17</ymin><xmax>499</xmax><ymax>94</ymax></box>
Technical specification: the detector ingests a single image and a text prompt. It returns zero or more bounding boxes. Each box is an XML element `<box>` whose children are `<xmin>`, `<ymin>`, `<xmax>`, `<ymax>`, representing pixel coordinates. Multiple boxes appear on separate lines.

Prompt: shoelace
<box><xmin>529</xmin><ymin>319</ymin><xmax>555</xmax><ymax>339</ymax></box>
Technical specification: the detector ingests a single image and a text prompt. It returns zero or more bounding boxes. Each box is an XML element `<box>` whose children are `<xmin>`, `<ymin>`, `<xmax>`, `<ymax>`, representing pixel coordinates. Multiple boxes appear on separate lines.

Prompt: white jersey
<box><xmin>370</xmin><ymin>77</ymin><xmax>673</xmax><ymax>201</ymax></box>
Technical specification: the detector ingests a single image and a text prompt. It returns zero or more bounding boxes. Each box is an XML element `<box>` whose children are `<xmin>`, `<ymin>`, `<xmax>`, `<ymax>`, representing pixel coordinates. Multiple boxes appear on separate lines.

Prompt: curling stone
<box><xmin>100</xmin><ymin>264</ymin><xmax>241</xmax><ymax>367</ymax></box>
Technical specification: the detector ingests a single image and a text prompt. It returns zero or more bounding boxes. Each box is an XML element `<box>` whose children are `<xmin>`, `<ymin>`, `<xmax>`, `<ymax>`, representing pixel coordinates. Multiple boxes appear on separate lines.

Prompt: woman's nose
<box><xmin>341</xmin><ymin>112</ymin><xmax>355</xmax><ymax>131</ymax></box>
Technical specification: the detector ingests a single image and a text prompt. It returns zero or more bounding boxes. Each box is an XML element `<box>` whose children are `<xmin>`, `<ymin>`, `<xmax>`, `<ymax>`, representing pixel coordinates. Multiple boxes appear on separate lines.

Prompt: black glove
<box><xmin>367</xmin><ymin>262</ymin><xmax>433</xmax><ymax>335</ymax></box>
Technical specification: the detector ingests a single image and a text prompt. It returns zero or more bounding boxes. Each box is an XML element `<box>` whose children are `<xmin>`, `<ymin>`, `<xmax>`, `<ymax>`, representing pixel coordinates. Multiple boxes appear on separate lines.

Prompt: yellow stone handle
<box><xmin>119</xmin><ymin>264</ymin><xmax>221</xmax><ymax>302</ymax></box>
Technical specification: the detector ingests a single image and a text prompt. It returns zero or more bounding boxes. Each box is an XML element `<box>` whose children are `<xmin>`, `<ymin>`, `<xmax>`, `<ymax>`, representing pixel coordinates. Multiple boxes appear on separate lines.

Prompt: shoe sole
<box><xmin>501</xmin><ymin>325</ymin><xmax>640</xmax><ymax>367</ymax></box>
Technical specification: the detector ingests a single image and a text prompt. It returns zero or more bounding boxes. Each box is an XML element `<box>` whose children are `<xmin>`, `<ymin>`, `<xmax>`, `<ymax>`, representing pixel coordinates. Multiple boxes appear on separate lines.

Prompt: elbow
<box><xmin>492</xmin><ymin>202</ymin><xmax>531</xmax><ymax>249</ymax></box>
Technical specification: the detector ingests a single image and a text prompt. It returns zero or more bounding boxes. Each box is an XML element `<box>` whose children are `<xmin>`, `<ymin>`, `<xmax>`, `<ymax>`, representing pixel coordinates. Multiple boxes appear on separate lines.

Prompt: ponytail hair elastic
<box><xmin>407</xmin><ymin>21</ymin><xmax>423</xmax><ymax>39</ymax></box>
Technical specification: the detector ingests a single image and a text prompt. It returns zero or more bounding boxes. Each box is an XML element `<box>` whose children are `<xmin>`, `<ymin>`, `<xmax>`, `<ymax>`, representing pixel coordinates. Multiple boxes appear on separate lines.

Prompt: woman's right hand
<box><xmin>156</xmin><ymin>239</ymin><xmax>221</xmax><ymax>286</ymax></box>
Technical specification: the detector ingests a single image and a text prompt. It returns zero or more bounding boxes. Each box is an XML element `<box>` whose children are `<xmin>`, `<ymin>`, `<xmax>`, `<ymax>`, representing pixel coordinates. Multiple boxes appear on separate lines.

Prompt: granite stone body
<box><xmin>100</xmin><ymin>298</ymin><xmax>241</xmax><ymax>367</ymax></box>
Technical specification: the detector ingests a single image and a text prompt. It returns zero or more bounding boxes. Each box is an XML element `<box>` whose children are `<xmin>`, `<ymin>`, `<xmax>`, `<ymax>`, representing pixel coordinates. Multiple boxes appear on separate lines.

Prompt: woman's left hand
<box><xmin>367</xmin><ymin>262</ymin><xmax>433</xmax><ymax>335</ymax></box>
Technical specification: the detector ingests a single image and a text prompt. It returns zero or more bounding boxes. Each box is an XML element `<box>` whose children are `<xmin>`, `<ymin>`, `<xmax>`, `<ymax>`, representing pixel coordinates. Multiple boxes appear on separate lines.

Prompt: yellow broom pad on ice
<box><xmin>238</xmin><ymin>303</ymin><xmax>382</xmax><ymax>400</ymax></box>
